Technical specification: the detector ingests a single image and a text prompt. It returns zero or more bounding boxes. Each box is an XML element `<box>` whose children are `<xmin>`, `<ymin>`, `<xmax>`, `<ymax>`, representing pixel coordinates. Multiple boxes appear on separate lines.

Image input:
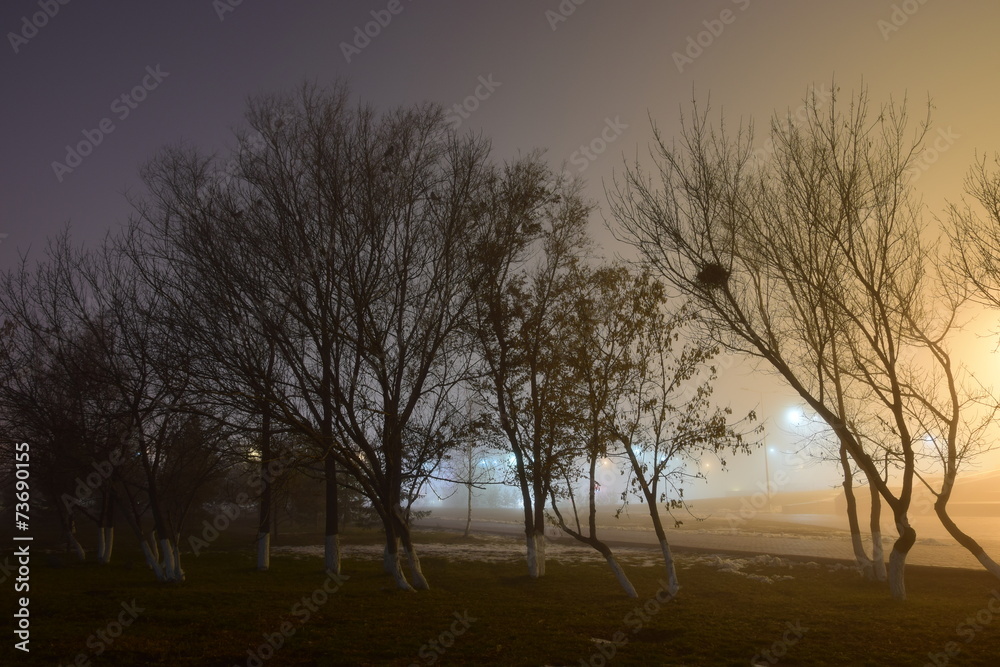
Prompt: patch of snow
<box><xmin>272</xmin><ymin>535</ymin><xmax>879</xmax><ymax>584</ymax></box>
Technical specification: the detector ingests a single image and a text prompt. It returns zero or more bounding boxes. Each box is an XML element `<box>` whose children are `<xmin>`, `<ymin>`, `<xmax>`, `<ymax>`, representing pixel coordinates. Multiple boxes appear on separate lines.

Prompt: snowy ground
<box><xmin>272</xmin><ymin>534</ymin><xmax>854</xmax><ymax>584</ymax></box>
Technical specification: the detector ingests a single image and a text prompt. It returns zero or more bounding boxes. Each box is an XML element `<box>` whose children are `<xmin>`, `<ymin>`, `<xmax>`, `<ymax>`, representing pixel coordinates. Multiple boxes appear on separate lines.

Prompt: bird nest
<box><xmin>695</xmin><ymin>263</ymin><xmax>730</xmax><ymax>288</ymax></box>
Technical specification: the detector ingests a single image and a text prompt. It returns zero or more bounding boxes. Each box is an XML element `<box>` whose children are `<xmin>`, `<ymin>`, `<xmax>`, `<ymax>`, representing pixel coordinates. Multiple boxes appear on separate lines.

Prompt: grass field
<box><xmin>3</xmin><ymin>529</ymin><xmax>1000</xmax><ymax>666</ymax></box>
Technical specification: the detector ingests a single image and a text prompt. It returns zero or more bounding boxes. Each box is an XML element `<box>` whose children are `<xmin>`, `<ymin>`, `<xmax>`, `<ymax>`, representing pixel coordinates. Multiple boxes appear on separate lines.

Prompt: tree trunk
<box><xmin>324</xmin><ymin>456</ymin><xmax>340</xmax><ymax>575</ymax></box>
<box><xmin>464</xmin><ymin>483</ymin><xmax>473</xmax><ymax>538</ymax></box>
<box><xmin>534</xmin><ymin>529</ymin><xmax>546</xmax><ymax>576</ymax></box>
<box><xmin>869</xmin><ymin>483</ymin><xmax>886</xmax><ymax>581</ymax></box>
<box><xmin>621</xmin><ymin>435</ymin><xmax>680</xmax><ymax>598</ymax></box>
<box><xmin>658</xmin><ymin>538</ymin><xmax>680</xmax><ymax>598</ymax></box>
<box><xmin>59</xmin><ymin>508</ymin><xmax>86</xmax><ymax>561</ymax></box>
<box><xmin>159</xmin><ymin>537</ymin><xmax>178</xmax><ymax>582</ymax></box>
<box><xmin>257</xmin><ymin>418</ymin><xmax>272</xmax><ymax>571</ymax></box>
<box><xmin>550</xmin><ymin>516</ymin><xmax>637</xmax><ymax>597</ymax></box>
<box><xmin>96</xmin><ymin>489</ymin><xmax>114</xmax><ymax>564</ymax></box>
<box><xmin>141</xmin><ymin>538</ymin><xmax>164</xmax><ymax>579</ymax></box>
<box><xmin>97</xmin><ymin>525</ymin><xmax>115</xmax><ymax>565</ymax></box>
<box><xmin>525</xmin><ymin>530</ymin><xmax>540</xmax><ymax>578</ymax></box>
<box><xmin>168</xmin><ymin>538</ymin><xmax>185</xmax><ymax>582</ymax></box>
<box><xmin>383</xmin><ymin>531</ymin><xmax>415</xmax><ymax>591</ymax></box>
<box><xmin>97</xmin><ymin>527</ymin><xmax>106</xmax><ymax>564</ymax></box>
<box><xmin>604</xmin><ymin>553</ymin><xmax>639</xmax><ymax>598</ymax></box>
<box><xmin>257</xmin><ymin>533</ymin><xmax>271</xmax><ymax>571</ymax></box>
<box><xmin>887</xmin><ymin>518</ymin><xmax>916</xmax><ymax>600</ymax></box>
<box><xmin>103</xmin><ymin>527</ymin><xmax>114</xmax><ymax>563</ymax></box>
<box><xmin>399</xmin><ymin>521</ymin><xmax>430</xmax><ymax>590</ymax></box>
<box><xmin>935</xmin><ymin>498</ymin><xmax>1000</xmax><ymax>580</ymax></box>
<box><xmin>138</xmin><ymin>533</ymin><xmax>185</xmax><ymax>582</ymax></box>
<box><xmin>840</xmin><ymin>443</ymin><xmax>875</xmax><ymax>580</ymax></box>
<box><xmin>101</xmin><ymin>490</ymin><xmax>115</xmax><ymax>564</ymax></box>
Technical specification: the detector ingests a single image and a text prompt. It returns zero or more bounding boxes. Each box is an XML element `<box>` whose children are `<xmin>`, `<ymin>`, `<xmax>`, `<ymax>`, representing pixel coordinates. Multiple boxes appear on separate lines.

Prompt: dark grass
<box><xmin>3</xmin><ymin>532</ymin><xmax>1000</xmax><ymax>666</ymax></box>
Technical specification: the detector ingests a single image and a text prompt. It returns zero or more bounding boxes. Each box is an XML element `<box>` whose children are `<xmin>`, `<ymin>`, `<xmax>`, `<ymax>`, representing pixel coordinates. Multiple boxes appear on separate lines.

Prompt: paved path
<box><xmin>417</xmin><ymin>515</ymin><xmax>997</xmax><ymax>571</ymax></box>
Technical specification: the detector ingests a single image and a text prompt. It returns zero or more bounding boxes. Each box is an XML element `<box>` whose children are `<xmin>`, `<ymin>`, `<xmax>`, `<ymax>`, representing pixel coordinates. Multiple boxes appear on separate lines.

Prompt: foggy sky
<box><xmin>4</xmin><ymin>0</ymin><xmax>1000</xmax><ymax>494</ymax></box>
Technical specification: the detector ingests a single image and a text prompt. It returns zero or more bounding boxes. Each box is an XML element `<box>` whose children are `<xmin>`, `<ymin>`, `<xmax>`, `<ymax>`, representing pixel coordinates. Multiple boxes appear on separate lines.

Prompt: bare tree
<box><xmin>0</xmin><ymin>236</ymin><xmax>148</xmax><ymax>566</ymax></box>
<box><xmin>469</xmin><ymin>167</ymin><xmax>593</xmax><ymax>578</ymax></box>
<box><xmin>610</xmin><ymin>84</ymin><xmax>1000</xmax><ymax>599</ymax></box>
<box><xmin>136</xmin><ymin>82</ymin><xmax>511</xmax><ymax>590</ymax></box>
<box><xmin>434</xmin><ymin>399</ymin><xmax>499</xmax><ymax>538</ymax></box>
<box><xmin>85</xmin><ymin>240</ymin><xmax>227</xmax><ymax>583</ymax></box>
<box><xmin>566</xmin><ymin>266</ymin><xmax>758</xmax><ymax>598</ymax></box>
<box><xmin>0</xmin><ymin>232</ymin><xmax>226</xmax><ymax>582</ymax></box>
<box><xmin>541</xmin><ymin>263</ymin><xmax>642</xmax><ymax>598</ymax></box>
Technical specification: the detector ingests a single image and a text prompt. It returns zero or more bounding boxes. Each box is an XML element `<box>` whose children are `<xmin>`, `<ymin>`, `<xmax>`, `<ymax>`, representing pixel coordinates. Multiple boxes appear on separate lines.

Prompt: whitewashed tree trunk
<box><xmin>142</xmin><ymin>537</ymin><xmax>184</xmax><ymax>583</ymax></box>
<box><xmin>160</xmin><ymin>538</ymin><xmax>174</xmax><ymax>577</ymax></box>
<box><xmin>464</xmin><ymin>484</ymin><xmax>473</xmax><ymax>537</ymax></box>
<box><xmin>888</xmin><ymin>547</ymin><xmax>907</xmax><ymax>600</ymax></box>
<box><xmin>383</xmin><ymin>536</ymin><xmax>414</xmax><ymax>591</ymax></box>
<box><xmin>849</xmin><ymin>531</ymin><xmax>875</xmax><ymax>580</ymax></box>
<box><xmin>383</xmin><ymin>537</ymin><xmax>402</xmax><ymax>575</ymax></box>
<box><xmin>325</xmin><ymin>534</ymin><xmax>340</xmax><ymax>575</ymax></box>
<box><xmin>160</xmin><ymin>538</ymin><xmax>178</xmax><ymax>582</ymax></box>
<box><xmin>526</xmin><ymin>533</ymin><xmax>540</xmax><ymax>578</ymax></box>
<box><xmin>150</xmin><ymin>531</ymin><xmax>160</xmax><ymax>564</ymax></box>
<box><xmin>169</xmin><ymin>541</ymin><xmax>185</xmax><ymax>582</ymax></box>
<box><xmin>840</xmin><ymin>444</ymin><xmax>874</xmax><ymax>580</ymax></box>
<box><xmin>384</xmin><ymin>545</ymin><xmax>415</xmax><ymax>591</ymax></box>
<box><xmin>935</xmin><ymin>500</ymin><xmax>1000</xmax><ymax>583</ymax></box>
<box><xmin>658</xmin><ymin>538</ymin><xmax>680</xmax><ymax>598</ymax></box>
<box><xmin>604</xmin><ymin>554</ymin><xmax>638</xmax><ymax>598</ymax></box>
<box><xmin>96</xmin><ymin>527</ymin><xmax>114</xmax><ymax>564</ymax></box>
<box><xmin>405</xmin><ymin>546</ymin><xmax>430</xmax><ymax>590</ymax></box>
<box><xmin>257</xmin><ymin>532</ymin><xmax>271</xmax><ymax>571</ymax></box>
<box><xmin>103</xmin><ymin>527</ymin><xmax>114</xmax><ymax>564</ymax></box>
<box><xmin>871</xmin><ymin>530</ymin><xmax>886</xmax><ymax>581</ymax></box>
<box><xmin>536</xmin><ymin>533</ymin><xmax>546</xmax><ymax>576</ymax></box>
<box><xmin>141</xmin><ymin>540</ymin><xmax>165</xmax><ymax>580</ymax></box>
<box><xmin>67</xmin><ymin>531</ymin><xmax>85</xmax><ymax>561</ymax></box>
<box><xmin>974</xmin><ymin>551</ymin><xmax>1000</xmax><ymax>579</ymax></box>
<box><xmin>887</xmin><ymin>519</ymin><xmax>916</xmax><ymax>600</ymax></box>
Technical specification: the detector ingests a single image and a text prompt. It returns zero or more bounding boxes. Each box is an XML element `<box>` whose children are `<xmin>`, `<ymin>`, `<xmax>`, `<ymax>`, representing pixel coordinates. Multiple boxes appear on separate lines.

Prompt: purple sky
<box><xmin>4</xmin><ymin>0</ymin><xmax>1000</xmax><ymax>493</ymax></box>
